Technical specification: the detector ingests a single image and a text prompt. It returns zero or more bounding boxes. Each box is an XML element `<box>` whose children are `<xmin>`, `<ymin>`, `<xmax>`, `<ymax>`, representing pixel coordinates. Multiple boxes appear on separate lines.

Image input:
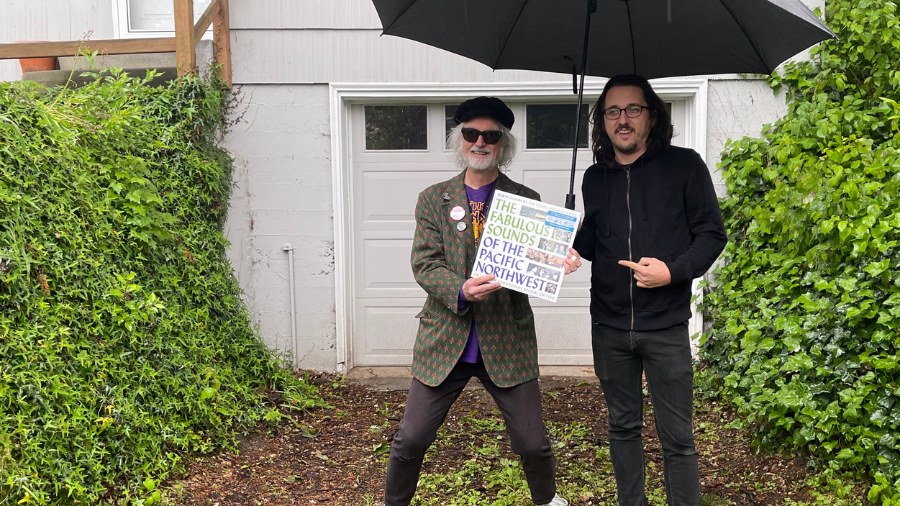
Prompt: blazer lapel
<box><xmin>495</xmin><ymin>171</ymin><xmax>520</xmax><ymax>196</ymax></box>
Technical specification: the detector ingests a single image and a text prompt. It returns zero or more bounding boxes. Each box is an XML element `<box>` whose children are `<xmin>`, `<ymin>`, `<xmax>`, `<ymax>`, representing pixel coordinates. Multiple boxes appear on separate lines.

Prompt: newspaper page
<box><xmin>471</xmin><ymin>190</ymin><xmax>582</xmax><ymax>302</ymax></box>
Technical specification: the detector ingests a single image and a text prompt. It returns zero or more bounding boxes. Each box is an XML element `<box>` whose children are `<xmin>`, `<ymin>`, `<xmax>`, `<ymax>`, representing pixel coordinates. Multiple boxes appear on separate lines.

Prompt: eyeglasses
<box><xmin>602</xmin><ymin>104</ymin><xmax>651</xmax><ymax>120</ymax></box>
<box><xmin>461</xmin><ymin>127</ymin><xmax>504</xmax><ymax>144</ymax></box>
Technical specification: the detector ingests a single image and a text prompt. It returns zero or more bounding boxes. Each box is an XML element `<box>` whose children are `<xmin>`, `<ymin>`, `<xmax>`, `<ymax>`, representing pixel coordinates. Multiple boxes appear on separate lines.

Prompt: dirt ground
<box><xmin>168</xmin><ymin>372</ymin><xmax>841</xmax><ymax>505</ymax></box>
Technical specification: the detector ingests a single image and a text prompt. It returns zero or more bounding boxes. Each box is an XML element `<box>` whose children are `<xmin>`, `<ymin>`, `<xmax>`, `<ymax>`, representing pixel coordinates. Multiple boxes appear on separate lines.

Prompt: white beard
<box><xmin>463</xmin><ymin>149</ymin><xmax>498</xmax><ymax>171</ymax></box>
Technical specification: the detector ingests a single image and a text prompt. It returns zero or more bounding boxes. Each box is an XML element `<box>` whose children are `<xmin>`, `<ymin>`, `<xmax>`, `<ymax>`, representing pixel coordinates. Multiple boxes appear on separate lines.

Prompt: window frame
<box><xmin>112</xmin><ymin>0</ymin><xmax>212</xmax><ymax>39</ymax></box>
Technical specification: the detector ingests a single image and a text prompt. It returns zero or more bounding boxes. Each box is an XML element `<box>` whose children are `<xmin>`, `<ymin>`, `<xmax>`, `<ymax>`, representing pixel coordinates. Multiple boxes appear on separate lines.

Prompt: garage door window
<box><xmin>364</xmin><ymin>105</ymin><xmax>428</xmax><ymax>150</ymax></box>
<box><xmin>526</xmin><ymin>104</ymin><xmax>590</xmax><ymax>149</ymax></box>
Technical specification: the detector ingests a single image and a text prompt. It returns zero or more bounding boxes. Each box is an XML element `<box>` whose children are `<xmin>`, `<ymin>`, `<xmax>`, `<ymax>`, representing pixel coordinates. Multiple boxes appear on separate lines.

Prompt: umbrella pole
<box><xmin>566</xmin><ymin>0</ymin><xmax>597</xmax><ymax>210</ymax></box>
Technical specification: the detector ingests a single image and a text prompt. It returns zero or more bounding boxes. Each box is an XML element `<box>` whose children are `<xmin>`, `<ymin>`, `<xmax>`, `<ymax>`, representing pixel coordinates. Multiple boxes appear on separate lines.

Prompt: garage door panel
<box><xmin>535</xmin><ymin>352</ymin><xmax>594</xmax><ymax>365</ymax></box>
<box><xmin>359</xmin><ymin>238</ymin><xmax>423</xmax><ymax>295</ymax></box>
<box><xmin>358</xmin><ymin>169</ymin><xmax>460</xmax><ymax>224</ymax></box>
<box><xmin>355</xmin><ymin>300</ymin><xmax>423</xmax><ymax>365</ymax></box>
<box><xmin>355</xmin><ymin>150</ymin><xmax>455</xmax><ymax>163</ymax></box>
<box><xmin>533</xmin><ymin>305</ymin><xmax>593</xmax><ymax>362</ymax></box>
<box><xmin>533</xmin><ymin>306</ymin><xmax>592</xmax><ymax>344</ymax></box>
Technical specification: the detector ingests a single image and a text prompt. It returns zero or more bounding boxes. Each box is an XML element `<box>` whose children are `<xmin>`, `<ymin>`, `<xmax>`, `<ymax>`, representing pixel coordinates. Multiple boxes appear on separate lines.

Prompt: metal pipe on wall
<box><xmin>282</xmin><ymin>243</ymin><xmax>297</xmax><ymax>368</ymax></box>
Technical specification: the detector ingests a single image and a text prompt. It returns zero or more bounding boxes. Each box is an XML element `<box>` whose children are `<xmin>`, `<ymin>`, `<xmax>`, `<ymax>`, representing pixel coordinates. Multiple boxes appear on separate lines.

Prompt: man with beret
<box><xmin>383</xmin><ymin>97</ymin><xmax>578</xmax><ymax>506</ymax></box>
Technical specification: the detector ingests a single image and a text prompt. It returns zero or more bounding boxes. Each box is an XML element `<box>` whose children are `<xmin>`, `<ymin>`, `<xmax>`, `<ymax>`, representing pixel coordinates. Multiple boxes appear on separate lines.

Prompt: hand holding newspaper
<box><xmin>471</xmin><ymin>191</ymin><xmax>582</xmax><ymax>302</ymax></box>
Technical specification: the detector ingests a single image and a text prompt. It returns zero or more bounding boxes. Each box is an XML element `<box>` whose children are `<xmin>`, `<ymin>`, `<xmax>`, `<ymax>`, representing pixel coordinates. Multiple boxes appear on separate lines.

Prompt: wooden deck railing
<box><xmin>0</xmin><ymin>0</ymin><xmax>231</xmax><ymax>87</ymax></box>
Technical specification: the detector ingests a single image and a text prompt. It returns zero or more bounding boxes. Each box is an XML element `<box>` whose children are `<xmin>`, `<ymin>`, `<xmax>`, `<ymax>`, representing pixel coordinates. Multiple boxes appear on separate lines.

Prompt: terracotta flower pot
<box><xmin>15</xmin><ymin>41</ymin><xmax>59</xmax><ymax>73</ymax></box>
<box><xmin>19</xmin><ymin>56</ymin><xmax>59</xmax><ymax>73</ymax></box>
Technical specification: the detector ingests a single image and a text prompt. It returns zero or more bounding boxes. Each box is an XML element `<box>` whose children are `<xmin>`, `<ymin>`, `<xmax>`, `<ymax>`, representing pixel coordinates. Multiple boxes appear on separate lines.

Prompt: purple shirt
<box><xmin>459</xmin><ymin>181</ymin><xmax>496</xmax><ymax>363</ymax></box>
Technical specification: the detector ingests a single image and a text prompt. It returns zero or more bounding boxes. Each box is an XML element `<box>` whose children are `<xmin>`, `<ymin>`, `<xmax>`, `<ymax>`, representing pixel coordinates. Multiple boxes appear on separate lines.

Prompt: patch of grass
<box><xmin>700</xmin><ymin>493</ymin><xmax>732</xmax><ymax>506</ymax></box>
<box><xmin>415</xmin><ymin>458</ymin><xmax>530</xmax><ymax>506</ymax></box>
<box><xmin>460</xmin><ymin>411</ymin><xmax>507</xmax><ymax>433</ymax></box>
<box><xmin>404</xmin><ymin>393</ymin><xmax>867</xmax><ymax>505</ymax></box>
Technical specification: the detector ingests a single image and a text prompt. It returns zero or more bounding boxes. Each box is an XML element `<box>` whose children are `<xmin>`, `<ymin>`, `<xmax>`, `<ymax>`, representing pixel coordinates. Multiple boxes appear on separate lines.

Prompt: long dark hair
<box><xmin>590</xmin><ymin>74</ymin><xmax>673</xmax><ymax>163</ymax></box>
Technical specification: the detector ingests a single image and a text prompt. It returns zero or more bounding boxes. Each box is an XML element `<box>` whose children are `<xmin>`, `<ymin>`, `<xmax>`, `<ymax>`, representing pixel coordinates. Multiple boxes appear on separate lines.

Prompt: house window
<box><xmin>364</xmin><ymin>105</ymin><xmax>428</xmax><ymax>150</ymax></box>
<box><xmin>114</xmin><ymin>0</ymin><xmax>211</xmax><ymax>38</ymax></box>
<box><xmin>526</xmin><ymin>104</ymin><xmax>591</xmax><ymax>150</ymax></box>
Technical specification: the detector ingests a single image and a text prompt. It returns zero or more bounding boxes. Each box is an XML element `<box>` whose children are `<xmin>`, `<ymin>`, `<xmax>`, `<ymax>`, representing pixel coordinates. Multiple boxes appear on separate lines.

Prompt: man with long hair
<box><xmin>573</xmin><ymin>75</ymin><xmax>727</xmax><ymax>505</ymax></box>
<box><xmin>383</xmin><ymin>97</ymin><xmax>575</xmax><ymax>506</ymax></box>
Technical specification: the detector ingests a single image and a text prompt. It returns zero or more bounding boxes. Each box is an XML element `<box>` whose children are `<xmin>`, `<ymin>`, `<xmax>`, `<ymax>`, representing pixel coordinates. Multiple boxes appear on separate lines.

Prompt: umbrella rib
<box><xmin>625</xmin><ymin>0</ymin><xmax>637</xmax><ymax>74</ymax></box>
<box><xmin>493</xmin><ymin>0</ymin><xmax>531</xmax><ymax>70</ymax></box>
<box><xmin>715</xmin><ymin>0</ymin><xmax>769</xmax><ymax>72</ymax></box>
<box><xmin>380</xmin><ymin>0</ymin><xmax>421</xmax><ymax>33</ymax></box>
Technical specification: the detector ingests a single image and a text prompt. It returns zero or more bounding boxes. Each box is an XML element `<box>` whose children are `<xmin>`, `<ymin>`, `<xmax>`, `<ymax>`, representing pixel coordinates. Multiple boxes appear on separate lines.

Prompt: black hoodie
<box><xmin>573</xmin><ymin>145</ymin><xmax>727</xmax><ymax>331</ymax></box>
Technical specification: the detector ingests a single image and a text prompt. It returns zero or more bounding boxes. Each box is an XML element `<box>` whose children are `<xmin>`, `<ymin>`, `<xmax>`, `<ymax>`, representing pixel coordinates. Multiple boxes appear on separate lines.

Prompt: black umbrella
<box><xmin>372</xmin><ymin>0</ymin><xmax>835</xmax><ymax>208</ymax></box>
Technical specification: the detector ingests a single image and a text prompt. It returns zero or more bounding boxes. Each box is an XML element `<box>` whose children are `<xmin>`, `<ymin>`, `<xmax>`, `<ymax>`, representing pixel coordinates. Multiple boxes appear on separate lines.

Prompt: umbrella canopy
<box><xmin>373</xmin><ymin>0</ymin><xmax>834</xmax><ymax>208</ymax></box>
<box><xmin>373</xmin><ymin>0</ymin><xmax>834</xmax><ymax>79</ymax></box>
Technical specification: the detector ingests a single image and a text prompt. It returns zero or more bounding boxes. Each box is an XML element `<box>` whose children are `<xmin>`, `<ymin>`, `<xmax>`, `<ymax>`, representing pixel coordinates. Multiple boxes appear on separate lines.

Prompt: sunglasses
<box><xmin>461</xmin><ymin>127</ymin><xmax>504</xmax><ymax>144</ymax></box>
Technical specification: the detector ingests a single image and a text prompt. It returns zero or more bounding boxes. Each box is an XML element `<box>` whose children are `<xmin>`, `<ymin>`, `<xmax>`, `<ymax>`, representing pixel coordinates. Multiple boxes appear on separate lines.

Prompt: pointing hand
<box><xmin>618</xmin><ymin>257</ymin><xmax>671</xmax><ymax>288</ymax></box>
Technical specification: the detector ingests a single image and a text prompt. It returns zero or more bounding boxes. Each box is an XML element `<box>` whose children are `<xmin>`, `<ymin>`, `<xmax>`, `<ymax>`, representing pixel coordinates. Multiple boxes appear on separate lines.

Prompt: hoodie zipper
<box><xmin>625</xmin><ymin>166</ymin><xmax>634</xmax><ymax>330</ymax></box>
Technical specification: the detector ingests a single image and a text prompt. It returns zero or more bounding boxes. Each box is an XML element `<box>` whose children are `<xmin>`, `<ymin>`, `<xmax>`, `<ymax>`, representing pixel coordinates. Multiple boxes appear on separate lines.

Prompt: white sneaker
<box><xmin>536</xmin><ymin>494</ymin><xmax>569</xmax><ymax>506</ymax></box>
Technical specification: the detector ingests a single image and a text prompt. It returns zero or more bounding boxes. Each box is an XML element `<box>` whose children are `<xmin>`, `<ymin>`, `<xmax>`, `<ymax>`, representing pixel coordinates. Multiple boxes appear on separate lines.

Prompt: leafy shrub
<box><xmin>0</xmin><ymin>71</ymin><xmax>324</xmax><ymax>505</ymax></box>
<box><xmin>700</xmin><ymin>0</ymin><xmax>900</xmax><ymax>503</ymax></box>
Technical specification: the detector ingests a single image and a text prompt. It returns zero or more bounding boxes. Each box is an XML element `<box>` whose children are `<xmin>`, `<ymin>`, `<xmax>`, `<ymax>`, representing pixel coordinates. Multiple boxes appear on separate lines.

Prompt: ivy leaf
<box><xmin>863</xmin><ymin>259</ymin><xmax>890</xmax><ymax>277</ymax></box>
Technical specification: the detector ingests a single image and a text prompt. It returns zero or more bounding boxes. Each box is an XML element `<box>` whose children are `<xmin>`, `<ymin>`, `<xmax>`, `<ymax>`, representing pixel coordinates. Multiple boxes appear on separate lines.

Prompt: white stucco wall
<box><xmin>705</xmin><ymin>79</ymin><xmax>789</xmax><ymax>196</ymax></box>
<box><xmin>224</xmin><ymin>84</ymin><xmax>337</xmax><ymax>371</ymax></box>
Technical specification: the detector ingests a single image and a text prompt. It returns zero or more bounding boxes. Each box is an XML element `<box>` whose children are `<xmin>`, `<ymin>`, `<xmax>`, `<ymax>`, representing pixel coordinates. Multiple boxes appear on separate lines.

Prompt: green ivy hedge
<box><xmin>700</xmin><ymin>0</ymin><xmax>899</xmax><ymax>503</ymax></box>
<box><xmin>0</xmin><ymin>71</ymin><xmax>324</xmax><ymax>505</ymax></box>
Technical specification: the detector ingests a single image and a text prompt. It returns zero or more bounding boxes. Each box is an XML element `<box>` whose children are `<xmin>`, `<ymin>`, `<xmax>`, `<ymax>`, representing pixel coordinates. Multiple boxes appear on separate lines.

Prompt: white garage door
<box><xmin>349</xmin><ymin>98</ymin><xmax>689</xmax><ymax>367</ymax></box>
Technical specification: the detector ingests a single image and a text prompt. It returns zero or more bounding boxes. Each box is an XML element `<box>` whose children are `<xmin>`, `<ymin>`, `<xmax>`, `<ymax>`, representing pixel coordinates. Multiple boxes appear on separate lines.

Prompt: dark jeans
<box><xmin>592</xmin><ymin>322</ymin><xmax>699</xmax><ymax>506</ymax></box>
<box><xmin>384</xmin><ymin>361</ymin><xmax>556</xmax><ymax>505</ymax></box>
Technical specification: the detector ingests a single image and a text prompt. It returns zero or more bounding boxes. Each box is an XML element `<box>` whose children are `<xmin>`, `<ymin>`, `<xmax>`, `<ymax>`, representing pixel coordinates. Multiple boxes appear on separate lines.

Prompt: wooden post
<box><xmin>173</xmin><ymin>0</ymin><xmax>196</xmax><ymax>75</ymax></box>
<box><xmin>213</xmin><ymin>0</ymin><xmax>232</xmax><ymax>87</ymax></box>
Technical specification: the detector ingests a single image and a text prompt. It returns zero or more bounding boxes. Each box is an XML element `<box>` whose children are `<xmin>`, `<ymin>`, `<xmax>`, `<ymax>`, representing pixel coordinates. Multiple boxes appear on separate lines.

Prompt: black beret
<box><xmin>454</xmin><ymin>96</ymin><xmax>514</xmax><ymax>129</ymax></box>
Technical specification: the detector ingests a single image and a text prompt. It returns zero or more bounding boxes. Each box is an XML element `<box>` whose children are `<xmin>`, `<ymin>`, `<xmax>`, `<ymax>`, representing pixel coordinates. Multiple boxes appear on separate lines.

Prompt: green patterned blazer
<box><xmin>410</xmin><ymin>170</ymin><xmax>540</xmax><ymax>388</ymax></box>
